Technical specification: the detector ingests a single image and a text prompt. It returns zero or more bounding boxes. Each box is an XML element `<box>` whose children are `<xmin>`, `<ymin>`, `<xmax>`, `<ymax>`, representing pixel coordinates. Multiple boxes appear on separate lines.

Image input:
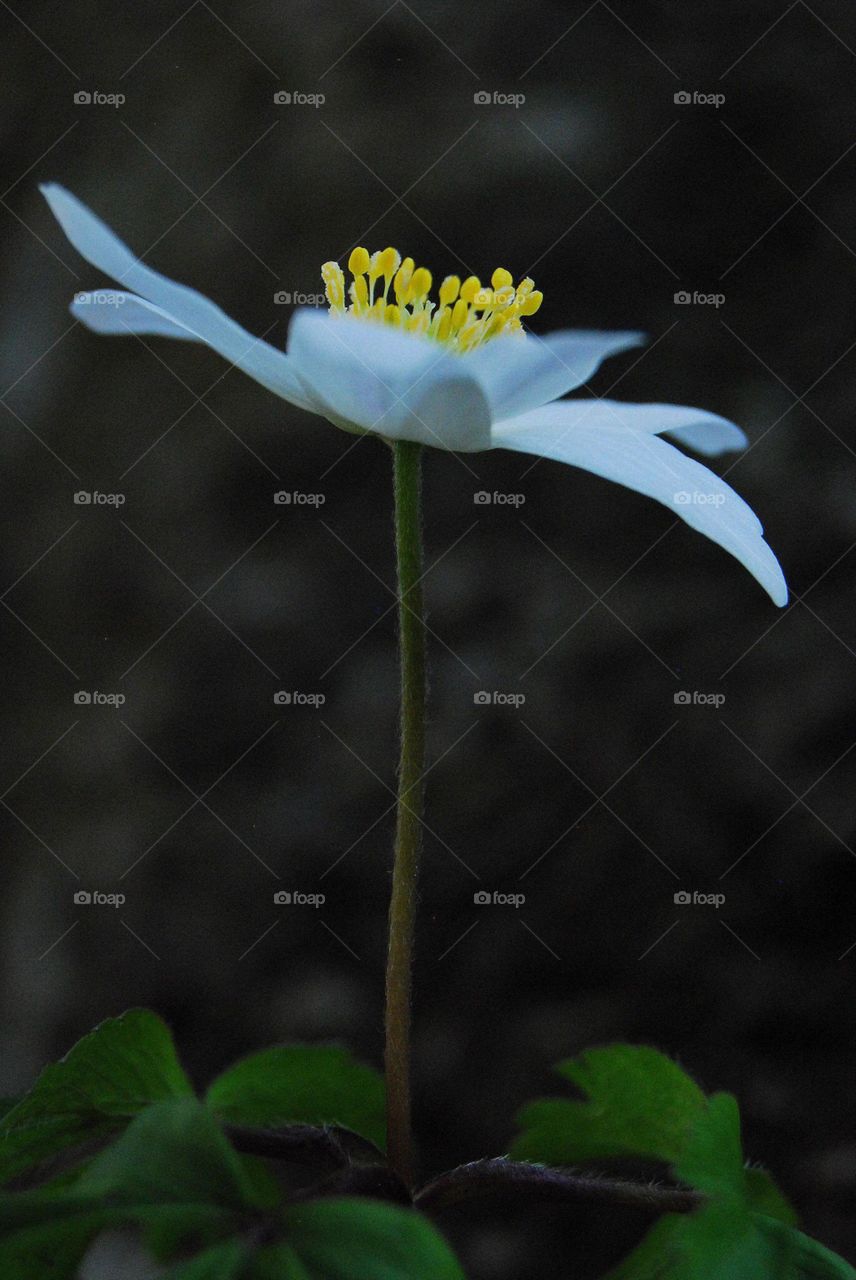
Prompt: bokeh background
<box><xmin>1</xmin><ymin>0</ymin><xmax>855</xmax><ymax>1274</ymax></box>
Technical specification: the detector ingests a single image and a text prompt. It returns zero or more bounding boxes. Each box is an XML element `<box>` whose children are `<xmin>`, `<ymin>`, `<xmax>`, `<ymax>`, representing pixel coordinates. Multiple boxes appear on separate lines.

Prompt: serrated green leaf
<box><xmin>273</xmin><ymin>1198</ymin><xmax>465</xmax><ymax>1279</ymax></box>
<box><xmin>512</xmin><ymin>1044</ymin><xmax>855</xmax><ymax>1280</ymax></box>
<box><xmin>206</xmin><ymin>1046</ymin><xmax>386</xmax><ymax>1152</ymax></box>
<box><xmin>0</xmin><ymin>1009</ymin><xmax>192</xmax><ymax>1186</ymax></box>
<box><xmin>511</xmin><ymin>1045</ymin><xmax>707</xmax><ymax>1166</ymax></box>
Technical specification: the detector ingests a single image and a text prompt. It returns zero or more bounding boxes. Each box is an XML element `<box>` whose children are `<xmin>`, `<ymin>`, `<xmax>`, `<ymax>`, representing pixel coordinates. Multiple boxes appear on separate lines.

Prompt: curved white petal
<box><xmin>41</xmin><ymin>184</ymin><xmax>314</xmax><ymax>411</ymax></box>
<box><xmin>71</xmin><ymin>291</ymin><xmax>199</xmax><ymax>340</ymax></box>
<box><xmin>506</xmin><ymin>397</ymin><xmax>748</xmax><ymax>457</ymax></box>
<box><xmin>287</xmin><ymin>309</ymin><xmax>491</xmax><ymax>450</ymax></box>
<box><xmin>492</xmin><ymin>402</ymin><xmax>787</xmax><ymax>606</ymax></box>
<box><xmin>463</xmin><ymin>328</ymin><xmax>644</xmax><ymax>422</ymax></box>
<box><xmin>664</xmin><ymin>417</ymin><xmax>748</xmax><ymax>457</ymax></box>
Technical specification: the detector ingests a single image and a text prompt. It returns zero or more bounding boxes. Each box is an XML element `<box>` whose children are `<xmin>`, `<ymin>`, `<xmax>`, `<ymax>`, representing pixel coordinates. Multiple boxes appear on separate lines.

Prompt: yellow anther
<box><xmin>348</xmin><ymin>246</ymin><xmax>370</xmax><ymax>276</ymax></box>
<box><xmin>436</xmin><ymin>307</ymin><xmax>452</xmax><ymax>342</ymax></box>
<box><xmin>408</xmin><ymin>266</ymin><xmax>432</xmax><ymax>300</ymax></box>
<box><xmin>378</xmin><ymin>247</ymin><xmax>401</xmax><ymax>280</ymax></box>
<box><xmin>439</xmin><ymin>275</ymin><xmax>460</xmax><ymax>306</ymax></box>
<box><xmin>322</xmin><ymin>261</ymin><xmax>345</xmax><ymax>310</ymax></box>
<box><xmin>321</xmin><ymin>248</ymin><xmax>540</xmax><ymax>350</ymax></box>
<box><xmin>394</xmin><ymin>257</ymin><xmax>415</xmax><ymax>305</ymax></box>
<box><xmin>451</xmin><ymin>298</ymin><xmax>469</xmax><ymax>330</ymax></box>
<box><xmin>520</xmin><ymin>290</ymin><xmax>543</xmax><ymax>316</ymax></box>
<box><xmin>460</xmin><ymin>276</ymin><xmax>481</xmax><ymax>304</ymax></box>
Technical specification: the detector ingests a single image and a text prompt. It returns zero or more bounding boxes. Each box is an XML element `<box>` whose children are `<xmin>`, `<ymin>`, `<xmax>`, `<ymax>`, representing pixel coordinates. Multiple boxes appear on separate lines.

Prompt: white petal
<box><xmin>287</xmin><ymin>309</ymin><xmax>491</xmax><ymax>450</ymax></box>
<box><xmin>492</xmin><ymin>402</ymin><xmax>787</xmax><ymax>606</ymax></box>
<box><xmin>41</xmin><ymin>184</ymin><xmax>314</xmax><ymax>411</ymax></box>
<box><xmin>71</xmin><ymin>291</ymin><xmax>198</xmax><ymax>340</ymax></box>
<box><xmin>664</xmin><ymin>418</ymin><xmax>748</xmax><ymax>457</ymax></box>
<box><xmin>463</xmin><ymin>328</ymin><xmax>644</xmax><ymax>422</ymax></box>
<box><xmin>511</xmin><ymin>397</ymin><xmax>748</xmax><ymax>457</ymax></box>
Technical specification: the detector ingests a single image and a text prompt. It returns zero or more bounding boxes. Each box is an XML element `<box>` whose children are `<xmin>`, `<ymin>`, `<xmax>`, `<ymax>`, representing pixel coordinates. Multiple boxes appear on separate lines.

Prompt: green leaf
<box><xmin>745</xmin><ymin>1167</ymin><xmax>799</xmax><ymax>1227</ymax></box>
<box><xmin>80</xmin><ymin>1098</ymin><xmax>262</xmax><ymax>1212</ymax></box>
<box><xmin>511</xmin><ymin>1045</ymin><xmax>707</xmax><ymax>1166</ymax></box>
<box><xmin>269</xmin><ymin>1198</ymin><xmax>466</xmax><ymax>1279</ymax></box>
<box><xmin>254</xmin><ymin>1244</ymin><xmax>313</xmax><ymax>1279</ymax></box>
<box><xmin>674</xmin><ymin>1091</ymin><xmax>745</xmax><ymax>1200</ymax></box>
<box><xmin>206</xmin><ymin>1046</ymin><xmax>386</xmax><ymax>1152</ymax></box>
<box><xmin>757</xmin><ymin>1216</ymin><xmax>856</xmax><ymax>1279</ymax></box>
<box><xmin>0</xmin><ymin>1009</ymin><xmax>192</xmax><ymax>1186</ymax></box>
<box><xmin>160</xmin><ymin>1238</ymin><xmax>251</xmax><ymax>1278</ymax></box>
<box><xmin>607</xmin><ymin>1200</ymin><xmax>771</xmax><ymax>1280</ymax></box>
<box><xmin>0</xmin><ymin>1213</ymin><xmax>106</xmax><ymax>1280</ymax></box>
<box><xmin>610</xmin><ymin>1205</ymin><xmax>856</xmax><ymax>1280</ymax></box>
<box><xmin>512</xmin><ymin>1045</ymin><xmax>856</xmax><ymax>1280</ymax></box>
<box><xmin>0</xmin><ymin>1099</ymin><xmax>263</xmax><ymax>1278</ymax></box>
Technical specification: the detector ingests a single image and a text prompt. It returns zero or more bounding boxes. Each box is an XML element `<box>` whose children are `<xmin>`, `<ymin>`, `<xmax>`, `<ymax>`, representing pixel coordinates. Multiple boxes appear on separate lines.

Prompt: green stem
<box><xmin>385</xmin><ymin>440</ymin><xmax>426</xmax><ymax>1188</ymax></box>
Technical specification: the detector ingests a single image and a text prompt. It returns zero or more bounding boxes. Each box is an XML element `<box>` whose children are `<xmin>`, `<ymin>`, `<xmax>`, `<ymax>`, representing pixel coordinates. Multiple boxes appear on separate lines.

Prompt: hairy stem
<box><xmin>385</xmin><ymin>440</ymin><xmax>426</xmax><ymax>1188</ymax></box>
<box><xmin>415</xmin><ymin>1158</ymin><xmax>702</xmax><ymax>1217</ymax></box>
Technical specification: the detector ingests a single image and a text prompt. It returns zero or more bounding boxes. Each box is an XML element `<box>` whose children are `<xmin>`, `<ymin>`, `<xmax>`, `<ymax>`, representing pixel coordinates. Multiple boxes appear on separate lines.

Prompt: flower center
<box><xmin>321</xmin><ymin>247</ymin><xmax>542</xmax><ymax>352</ymax></box>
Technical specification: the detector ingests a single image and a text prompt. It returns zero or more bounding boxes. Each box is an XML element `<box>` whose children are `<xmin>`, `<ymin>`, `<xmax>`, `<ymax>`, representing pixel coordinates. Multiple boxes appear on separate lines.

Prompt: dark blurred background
<box><xmin>1</xmin><ymin>0</ymin><xmax>855</xmax><ymax>1274</ymax></box>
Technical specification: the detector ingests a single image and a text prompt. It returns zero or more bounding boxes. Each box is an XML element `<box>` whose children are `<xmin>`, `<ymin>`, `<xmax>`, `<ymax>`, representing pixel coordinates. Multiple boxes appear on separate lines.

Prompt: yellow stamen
<box><xmin>439</xmin><ymin>275</ymin><xmax>460</xmax><ymax>306</ymax></box>
<box><xmin>322</xmin><ymin>261</ymin><xmax>346</xmax><ymax>311</ymax></box>
<box><xmin>348</xmin><ymin>246</ymin><xmax>370</xmax><ymax>276</ymax></box>
<box><xmin>321</xmin><ymin>250</ymin><xmax>541</xmax><ymax>351</ymax></box>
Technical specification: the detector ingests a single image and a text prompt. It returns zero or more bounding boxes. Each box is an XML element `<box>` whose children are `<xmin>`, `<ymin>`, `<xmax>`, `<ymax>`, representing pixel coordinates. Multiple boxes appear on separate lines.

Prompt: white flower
<box><xmin>41</xmin><ymin>183</ymin><xmax>786</xmax><ymax>605</ymax></box>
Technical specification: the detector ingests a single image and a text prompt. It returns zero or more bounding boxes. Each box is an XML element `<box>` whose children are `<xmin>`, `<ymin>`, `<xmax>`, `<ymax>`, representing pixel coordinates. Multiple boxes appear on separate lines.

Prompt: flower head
<box><xmin>39</xmin><ymin>183</ymin><xmax>787</xmax><ymax>606</ymax></box>
<box><xmin>322</xmin><ymin>246</ymin><xmax>542</xmax><ymax>351</ymax></box>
